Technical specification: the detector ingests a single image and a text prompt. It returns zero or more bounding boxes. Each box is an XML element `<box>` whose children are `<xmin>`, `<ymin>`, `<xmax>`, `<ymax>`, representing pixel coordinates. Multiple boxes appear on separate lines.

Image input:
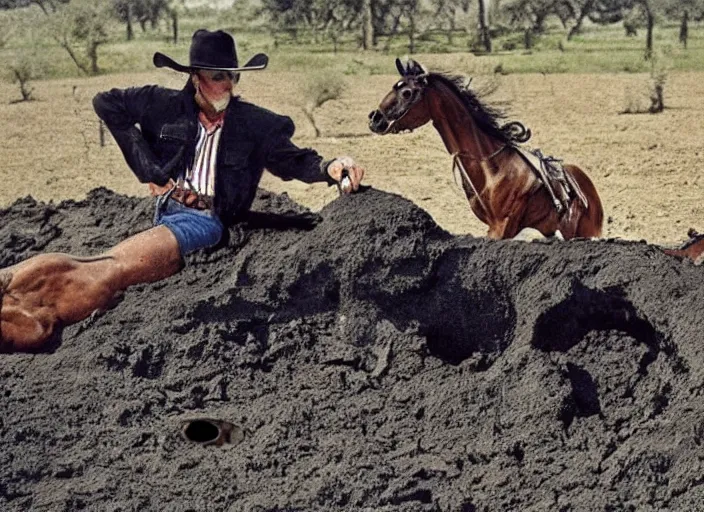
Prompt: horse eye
<box><xmin>401</xmin><ymin>88</ymin><xmax>413</xmax><ymax>100</ymax></box>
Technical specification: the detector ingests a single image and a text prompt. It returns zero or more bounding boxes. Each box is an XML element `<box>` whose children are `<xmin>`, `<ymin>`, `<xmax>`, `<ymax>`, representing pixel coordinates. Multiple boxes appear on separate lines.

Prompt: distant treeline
<box><xmin>257</xmin><ymin>0</ymin><xmax>703</xmax><ymax>56</ymax></box>
<box><xmin>1</xmin><ymin>0</ymin><xmax>702</xmax><ymax>80</ymax></box>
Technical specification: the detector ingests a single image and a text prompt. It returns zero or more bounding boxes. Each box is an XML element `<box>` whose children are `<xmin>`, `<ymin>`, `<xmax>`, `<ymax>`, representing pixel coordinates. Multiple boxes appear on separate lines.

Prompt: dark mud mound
<box><xmin>1</xmin><ymin>188</ymin><xmax>704</xmax><ymax>511</ymax></box>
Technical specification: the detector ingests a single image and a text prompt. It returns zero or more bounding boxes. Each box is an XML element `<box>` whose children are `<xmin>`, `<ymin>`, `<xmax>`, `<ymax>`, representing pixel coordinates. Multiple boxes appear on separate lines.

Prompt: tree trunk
<box><xmin>126</xmin><ymin>5</ymin><xmax>134</xmax><ymax>41</ymax></box>
<box><xmin>567</xmin><ymin>1</ymin><xmax>594</xmax><ymax>41</ymax></box>
<box><xmin>383</xmin><ymin>15</ymin><xmax>402</xmax><ymax>52</ymax></box>
<box><xmin>680</xmin><ymin>10</ymin><xmax>688</xmax><ymax>49</ymax></box>
<box><xmin>125</xmin><ymin>3</ymin><xmax>134</xmax><ymax>41</ymax></box>
<box><xmin>172</xmin><ymin>10</ymin><xmax>178</xmax><ymax>44</ymax></box>
<box><xmin>478</xmin><ymin>0</ymin><xmax>491</xmax><ymax>52</ymax></box>
<box><xmin>55</xmin><ymin>35</ymin><xmax>89</xmax><ymax>75</ymax></box>
<box><xmin>31</xmin><ymin>0</ymin><xmax>49</xmax><ymax>15</ymax></box>
<box><xmin>567</xmin><ymin>13</ymin><xmax>585</xmax><ymax>40</ymax></box>
<box><xmin>88</xmin><ymin>41</ymin><xmax>100</xmax><ymax>75</ymax></box>
<box><xmin>447</xmin><ymin>17</ymin><xmax>455</xmax><ymax>45</ymax></box>
<box><xmin>362</xmin><ymin>0</ymin><xmax>374</xmax><ymax>49</ymax></box>
<box><xmin>644</xmin><ymin>2</ymin><xmax>654</xmax><ymax>59</ymax></box>
<box><xmin>534</xmin><ymin>12</ymin><xmax>547</xmax><ymax>33</ymax></box>
<box><xmin>408</xmin><ymin>13</ymin><xmax>416</xmax><ymax>54</ymax></box>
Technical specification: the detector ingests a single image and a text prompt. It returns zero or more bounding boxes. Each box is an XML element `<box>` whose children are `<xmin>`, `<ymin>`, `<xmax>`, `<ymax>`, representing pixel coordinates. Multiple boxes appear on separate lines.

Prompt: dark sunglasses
<box><xmin>197</xmin><ymin>70</ymin><xmax>235</xmax><ymax>82</ymax></box>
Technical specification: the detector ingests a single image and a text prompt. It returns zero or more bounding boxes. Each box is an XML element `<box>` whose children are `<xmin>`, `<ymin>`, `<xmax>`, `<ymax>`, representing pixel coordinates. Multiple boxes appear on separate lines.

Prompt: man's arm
<box><xmin>262</xmin><ymin>116</ymin><xmax>337</xmax><ymax>185</ymax></box>
<box><xmin>93</xmin><ymin>86</ymin><xmax>180</xmax><ymax>185</ymax></box>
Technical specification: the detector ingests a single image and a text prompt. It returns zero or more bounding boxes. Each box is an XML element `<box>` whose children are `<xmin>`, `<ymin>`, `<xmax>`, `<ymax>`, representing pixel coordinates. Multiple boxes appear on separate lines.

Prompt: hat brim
<box><xmin>153</xmin><ymin>52</ymin><xmax>269</xmax><ymax>73</ymax></box>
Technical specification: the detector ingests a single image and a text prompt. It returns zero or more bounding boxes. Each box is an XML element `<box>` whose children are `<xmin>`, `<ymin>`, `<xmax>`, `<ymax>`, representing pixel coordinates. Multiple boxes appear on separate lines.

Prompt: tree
<box><xmin>8</xmin><ymin>57</ymin><xmax>36</xmax><ymax>102</ymax></box>
<box><xmin>638</xmin><ymin>0</ymin><xmax>655</xmax><ymax>59</ymax></box>
<box><xmin>663</xmin><ymin>0</ymin><xmax>704</xmax><ymax>48</ymax></box>
<box><xmin>302</xmin><ymin>72</ymin><xmax>346</xmax><ymax>137</ymax></box>
<box><xmin>0</xmin><ymin>11</ymin><xmax>13</xmax><ymax>48</ymax></box>
<box><xmin>111</xmin><ymin>0</ymin><xmax>175</xmax><ymax>40</ymax></box>
<box><xmin>362</xmin><ymin>0</ymin><xmax>374</xmax><ymax>48</ymax></box>
<box><xmin>429</xmin><ymin>0</ymin><xmax>471</xmax><ymax>45</ymax></box>
<box><xmin>478</xmin><ymin>0</ymin><xmax>491</xmax><ymax>51</ymax></box>
<box><xmin>584</xmin><ymin>0</ymin><xmax>686</xmax><ymax>59</ymax></box>
<box><xmin>112</xmin><ymin>0</ymin><xmax>135</xmax><ymax>40</ymax></box>
<box><xmin>561</xmin><ymin>0</ymin><xmax>596</xmax><ymax>39</ymax></box>
<box><xmin>43</xmin><ymin>0</ymin><xmax>110</xmax><ymax>74</ymax></box>
<box><xmin>260</xmin><ymin>0</ymin><xmax>356</xmax><ymax>43</ymax></box>
<box><xmin>503</xmin><ymin>0</ymin><xmax>562</xmax><ymax>34</ymax></box>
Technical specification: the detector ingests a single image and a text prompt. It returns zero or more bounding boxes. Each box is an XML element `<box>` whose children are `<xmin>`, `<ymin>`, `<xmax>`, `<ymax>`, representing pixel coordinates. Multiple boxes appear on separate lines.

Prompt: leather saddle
<box><xmin>516</xmin><ymin>147</ymin><xmax>588</xmax><ymax>214</ymax></box>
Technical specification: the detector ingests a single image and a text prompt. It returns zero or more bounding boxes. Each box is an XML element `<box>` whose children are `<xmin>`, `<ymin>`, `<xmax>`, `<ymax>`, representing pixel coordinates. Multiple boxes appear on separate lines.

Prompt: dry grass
<box><xmin>1</xmin><ymin>62</ymin><xmax>702</xmax><ymax>246</ymax></box>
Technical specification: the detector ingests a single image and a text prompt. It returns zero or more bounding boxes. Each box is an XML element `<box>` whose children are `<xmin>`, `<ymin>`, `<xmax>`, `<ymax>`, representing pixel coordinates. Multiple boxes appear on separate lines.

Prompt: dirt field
<box><xmin>1</xmin><ymin>58</ymin><xmax>702</xmax><ymax>245</ymax></box>
<box><xmin>2</xmin><ymin>57</ymin><xmax>704</xmax><ymax>511</ymax></box>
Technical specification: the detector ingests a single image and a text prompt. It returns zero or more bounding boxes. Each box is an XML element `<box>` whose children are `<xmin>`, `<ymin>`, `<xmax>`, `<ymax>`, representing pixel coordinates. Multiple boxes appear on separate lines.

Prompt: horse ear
<box><xmin>395</xmin><ymin>57</ymin><xmax>406</xmax><ymax>76</ymax></box>
<box><xmin>407</xmin><ymin>59</ymin><xmax>428</xmax><ymax>76</ymax></box>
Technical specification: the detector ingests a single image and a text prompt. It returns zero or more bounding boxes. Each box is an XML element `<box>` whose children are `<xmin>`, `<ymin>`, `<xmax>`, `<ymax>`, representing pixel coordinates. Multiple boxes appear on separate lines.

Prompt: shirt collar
<box><xmin>198</xmin><ymin>110</ymin><xmax>225</xmax><ymax>134</ymax></box>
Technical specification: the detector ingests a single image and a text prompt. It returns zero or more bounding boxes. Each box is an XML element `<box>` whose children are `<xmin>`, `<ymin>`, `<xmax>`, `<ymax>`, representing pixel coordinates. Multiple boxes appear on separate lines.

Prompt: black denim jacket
<box><xmin>93</xmin><ymin>84</ymin><xmax>334</xmax><ymax>227</ymax></box>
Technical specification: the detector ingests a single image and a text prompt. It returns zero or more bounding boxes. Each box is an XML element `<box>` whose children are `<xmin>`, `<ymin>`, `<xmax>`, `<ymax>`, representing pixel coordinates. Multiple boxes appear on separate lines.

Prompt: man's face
<box><xmin>192</xmin><ymin>69</ymin><xmax>238</xmax><ymax>114</ymax></box>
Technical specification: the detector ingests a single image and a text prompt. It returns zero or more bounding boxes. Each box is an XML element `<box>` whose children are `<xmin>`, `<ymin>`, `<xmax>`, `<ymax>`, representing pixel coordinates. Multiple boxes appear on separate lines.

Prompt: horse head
<box><xmin>369</xmin><ymin>58</ymin><xmax>432</xmax><ymax>134</ymax></box>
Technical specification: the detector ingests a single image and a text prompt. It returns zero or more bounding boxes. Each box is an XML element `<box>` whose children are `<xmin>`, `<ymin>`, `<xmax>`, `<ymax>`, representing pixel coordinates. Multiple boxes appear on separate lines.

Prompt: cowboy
<box><xmin>96</xmin><ymin>28</ymin><xmax>364</xmax><ymax>254</ymax></box>
<box><xmin>0</xmin><ymin>29</ymin><xmax>364</xmax><ymax>353</ymax></box>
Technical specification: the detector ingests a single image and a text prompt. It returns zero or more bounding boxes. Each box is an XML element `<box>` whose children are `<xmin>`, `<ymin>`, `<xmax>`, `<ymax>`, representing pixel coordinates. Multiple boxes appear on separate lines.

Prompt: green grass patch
<box><xmin>1</xmin><ymin>5</ymin><xmax>704</xmax><ymax>81</ymax></box>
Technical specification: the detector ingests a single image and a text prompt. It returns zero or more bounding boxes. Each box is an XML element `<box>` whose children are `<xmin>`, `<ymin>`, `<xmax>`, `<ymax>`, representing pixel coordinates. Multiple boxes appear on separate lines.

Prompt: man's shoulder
<box><xmin>146</xmin><ymin>85</ymin><xmax>187</xmax><ymax>102</ymax></box>
<box><xmin>231</xmin><ymin>99</ymin><xmax>291</xmax><ymax>129</ymax></box>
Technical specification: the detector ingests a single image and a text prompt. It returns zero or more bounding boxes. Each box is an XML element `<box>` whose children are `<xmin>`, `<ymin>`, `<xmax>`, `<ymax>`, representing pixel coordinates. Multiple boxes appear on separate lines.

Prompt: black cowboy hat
<box><xmin>153</xmin><ymin>29</ymin><xmax>268</xmax><ymax>73</ymax></box>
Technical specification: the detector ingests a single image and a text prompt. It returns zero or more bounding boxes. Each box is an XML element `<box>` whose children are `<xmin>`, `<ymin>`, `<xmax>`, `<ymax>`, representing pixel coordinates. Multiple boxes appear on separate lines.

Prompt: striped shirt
<box><xmin>182</xmin><ymin>120</ymin><xmax>223</xmax><ymax>196</ymax></box>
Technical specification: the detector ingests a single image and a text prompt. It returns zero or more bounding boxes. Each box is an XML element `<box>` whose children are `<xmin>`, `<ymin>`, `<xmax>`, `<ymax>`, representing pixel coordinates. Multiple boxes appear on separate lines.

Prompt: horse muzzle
<box><xmin>368</xmin><ymin>110</ymin><xmax>391</xmax><ymax>134</ymax></box>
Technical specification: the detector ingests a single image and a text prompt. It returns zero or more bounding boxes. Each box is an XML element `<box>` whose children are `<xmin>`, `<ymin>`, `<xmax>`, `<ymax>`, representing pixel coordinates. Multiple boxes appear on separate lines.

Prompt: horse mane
<box><xmin>427</xmin><ymin>72</ymin><xmax>531</xmax><ymax>145</ymax></box>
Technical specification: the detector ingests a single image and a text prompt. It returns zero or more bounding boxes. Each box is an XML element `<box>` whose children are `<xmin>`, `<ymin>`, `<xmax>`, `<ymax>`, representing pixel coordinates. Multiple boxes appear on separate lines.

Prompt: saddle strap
<box><xmin>515</xmin><ymin>147</ymin><xmax>588</xmax><ymax>211</ymax></box>
<box><xmin>564</xmin><ymin>167</ymin><xmax>589</xmax><ymax>210</ymax></box>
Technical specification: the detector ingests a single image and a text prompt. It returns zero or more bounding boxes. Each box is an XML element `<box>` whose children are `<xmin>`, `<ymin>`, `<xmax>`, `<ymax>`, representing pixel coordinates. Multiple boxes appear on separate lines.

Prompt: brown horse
<box><xmin>368</xmin><ymin>58</ymin><xmax>604</xmax><ymax>240</ymax></box>
<box><xmin>662</xmin><ymin>228</ymin><xmax>704</xmax><ymax>265</ymax></box>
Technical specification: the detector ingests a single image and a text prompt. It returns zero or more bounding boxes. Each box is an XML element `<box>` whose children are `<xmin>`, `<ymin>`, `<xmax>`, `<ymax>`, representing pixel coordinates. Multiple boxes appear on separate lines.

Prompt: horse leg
<box><xmin>0</xmin><ymin>226</ymin><xmax>182</xmax><ymax>352</ymax></box>
<box><xmin>564</xmin><ymin>165</ymin><xmax>604</xmax><ymax>238</ymax></box>
<box><xmin>487</xmin><ymin>194</ymin><xmax>534</xmax><ymax>240</ymax></box>
<box><xmin>487</xmin><ymin>218</ymin><xmax>510</xmax><ymax>239</ymax></box>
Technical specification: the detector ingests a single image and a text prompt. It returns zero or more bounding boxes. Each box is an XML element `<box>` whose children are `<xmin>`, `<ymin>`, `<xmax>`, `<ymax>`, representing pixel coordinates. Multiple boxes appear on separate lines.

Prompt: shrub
<box><xmin>301</xmin><ymin>71</ymin><xmax>347</xmax><ymax>137</ymax></box>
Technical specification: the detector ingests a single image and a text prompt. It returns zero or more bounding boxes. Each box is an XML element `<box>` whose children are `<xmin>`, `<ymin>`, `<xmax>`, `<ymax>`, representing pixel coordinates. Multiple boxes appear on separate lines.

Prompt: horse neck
<box><xmin>426</xmin><ymin>81</ymin><xmax>504</xmax><ymax>161</ymax></box>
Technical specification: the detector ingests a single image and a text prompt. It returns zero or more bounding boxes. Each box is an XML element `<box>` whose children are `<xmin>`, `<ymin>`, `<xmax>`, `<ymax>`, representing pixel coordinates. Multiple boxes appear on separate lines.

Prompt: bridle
<box><xmin>376</xmin><ymin>74</ymin><xmax>428</xmax><ymax>135</ymax></box>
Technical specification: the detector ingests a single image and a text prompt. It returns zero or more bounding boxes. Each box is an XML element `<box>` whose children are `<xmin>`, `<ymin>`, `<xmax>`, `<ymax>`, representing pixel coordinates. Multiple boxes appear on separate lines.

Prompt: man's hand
<box><xmin>148</xmin><ymin>179</ymin><xmax>176</xmax><ymax>197</ymax></box>
<box><xmin>327</xmin><ymin>156</ymin><xmax>365</xmax><ymax>194</ymax></box>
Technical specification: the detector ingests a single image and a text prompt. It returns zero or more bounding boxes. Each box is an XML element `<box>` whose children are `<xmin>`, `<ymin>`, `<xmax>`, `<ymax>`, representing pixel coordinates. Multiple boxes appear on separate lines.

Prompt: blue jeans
<box><xmin>154</xmin><ymin>196</ymin><xmax>224</xmax><ymax>257</ymax></box>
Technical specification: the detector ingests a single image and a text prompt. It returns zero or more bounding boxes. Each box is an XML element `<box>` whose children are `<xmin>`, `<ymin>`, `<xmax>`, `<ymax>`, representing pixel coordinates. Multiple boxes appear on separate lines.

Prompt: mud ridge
<box><xmin>1</xmin><ymin>187</ymin><xmax>703</xmax><ymax>511</ymax></box>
